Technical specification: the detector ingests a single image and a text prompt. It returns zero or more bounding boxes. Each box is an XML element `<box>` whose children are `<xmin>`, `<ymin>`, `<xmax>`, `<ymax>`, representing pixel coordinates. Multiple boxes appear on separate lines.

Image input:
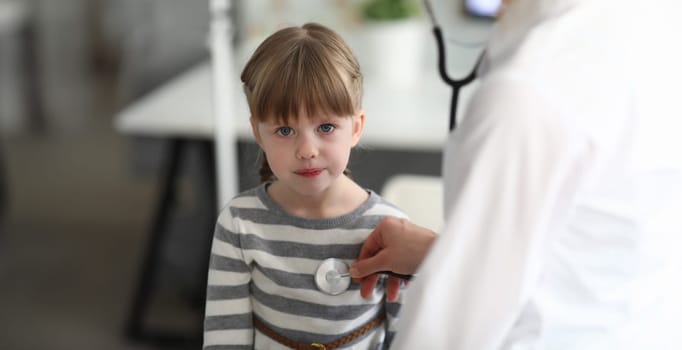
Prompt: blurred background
<box><xmin>0</xmin><ymin>0</ymin><xmax>492</xmax><ymax>349</ymax></box>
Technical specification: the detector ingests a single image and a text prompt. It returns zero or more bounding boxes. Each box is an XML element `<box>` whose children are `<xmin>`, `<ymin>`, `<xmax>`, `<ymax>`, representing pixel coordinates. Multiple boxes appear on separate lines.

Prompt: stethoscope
<box><xmin>315</xmin><ymin>0</ymin><xmax>485</xmax><ymax>296</ymax></box>
<box><xmin>315</xmin><ymin>258</ymin><xmax>413</xmax><ymax>295</ymax></box>
<box><xmin>424</xmin><ymin>0</ymin><xmax>484</xmax><ymax>131</ymax></box>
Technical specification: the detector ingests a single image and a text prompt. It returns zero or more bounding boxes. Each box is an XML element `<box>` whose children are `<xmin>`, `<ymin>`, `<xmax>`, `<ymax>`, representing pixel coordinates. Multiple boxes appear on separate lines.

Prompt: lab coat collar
<box><xmin>482</xmin><ymin>0</ymin><xmax>618</xmax><ymax>78</ymax></box>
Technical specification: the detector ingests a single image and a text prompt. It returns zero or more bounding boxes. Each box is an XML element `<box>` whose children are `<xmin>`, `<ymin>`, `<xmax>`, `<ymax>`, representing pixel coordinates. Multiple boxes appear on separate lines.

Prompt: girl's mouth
<box><xmin>295</xmin><ymin>168</ymin><xmax>323</xmax><ymax>178</ymax></box>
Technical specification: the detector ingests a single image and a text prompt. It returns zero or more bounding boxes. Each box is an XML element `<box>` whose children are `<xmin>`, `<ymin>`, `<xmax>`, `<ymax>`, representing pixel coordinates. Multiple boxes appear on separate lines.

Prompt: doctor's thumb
<box><xmin>349</xmin><ymin>254</ymin><xmax>388</xmax><ymax>279</ymax></box>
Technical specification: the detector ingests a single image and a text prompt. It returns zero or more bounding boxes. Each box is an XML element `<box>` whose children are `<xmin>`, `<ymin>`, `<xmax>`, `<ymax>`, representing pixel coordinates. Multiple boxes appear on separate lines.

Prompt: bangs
<box><xmin>243</xmin><ymin>35</ymin><xmax>360</xmax><ymax>123</ymax></box>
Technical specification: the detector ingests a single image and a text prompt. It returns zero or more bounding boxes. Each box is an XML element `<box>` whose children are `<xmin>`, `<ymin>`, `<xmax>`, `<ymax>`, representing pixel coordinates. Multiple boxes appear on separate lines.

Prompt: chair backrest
<box><xmin>380</xmin><ymin>174</ymin><xmax>443</xmax><ymax>232</ymax></box>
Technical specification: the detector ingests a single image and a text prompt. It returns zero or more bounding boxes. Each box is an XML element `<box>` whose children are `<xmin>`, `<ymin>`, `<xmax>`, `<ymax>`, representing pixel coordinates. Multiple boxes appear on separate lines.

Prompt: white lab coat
<box><xmin>393</xmin><ymin>0</ymin><xmax>682</xmax><ymax>349</ymax></box>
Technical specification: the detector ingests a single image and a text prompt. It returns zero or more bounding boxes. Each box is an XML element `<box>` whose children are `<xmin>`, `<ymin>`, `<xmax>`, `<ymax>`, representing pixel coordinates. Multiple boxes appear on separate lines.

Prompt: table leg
<box><xmin>125</xmin><ymin>138</ymin><xmax>195</xmax><ymax>344</ymax></box>
<box><xmin>0</xmin><ymin>142</ymin><xmax>6</xmax><ymax>223</ymax></box>
<box><xmin>20</xmin><ymin>15</ymin><xmax>45</xmax><ymax>132</ymax></box>
<box><xmin>196</xmin><ymin>140</ymin><xmax>217</xmax><ymax>307</ymax></box>
<box><xmin>125</xmin><ymin>138</ymin><xmax>218</xmax><ymax>347</ymax></box>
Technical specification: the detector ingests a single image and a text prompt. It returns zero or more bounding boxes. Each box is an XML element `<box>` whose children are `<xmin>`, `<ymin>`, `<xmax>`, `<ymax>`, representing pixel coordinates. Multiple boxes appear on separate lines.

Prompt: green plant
<box><xmin>362</xmin><ymin>0</ymin><xmax>420</xmax><ymax>21</ymax></box>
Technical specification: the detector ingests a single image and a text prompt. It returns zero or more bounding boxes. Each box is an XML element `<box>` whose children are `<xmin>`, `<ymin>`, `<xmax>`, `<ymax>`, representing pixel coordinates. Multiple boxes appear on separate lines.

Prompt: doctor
<box><xmin>350</xmin><ymin>0</ymin><xmax>682</xmax><ymax>349</ymax></box>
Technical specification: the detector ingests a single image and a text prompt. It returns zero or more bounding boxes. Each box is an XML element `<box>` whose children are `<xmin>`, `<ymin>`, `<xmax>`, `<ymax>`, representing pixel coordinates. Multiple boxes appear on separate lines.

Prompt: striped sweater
<box><xmin>203</xmin><ymin>183</ymin><xmax>408</xmax><ymax>350</ymax></box>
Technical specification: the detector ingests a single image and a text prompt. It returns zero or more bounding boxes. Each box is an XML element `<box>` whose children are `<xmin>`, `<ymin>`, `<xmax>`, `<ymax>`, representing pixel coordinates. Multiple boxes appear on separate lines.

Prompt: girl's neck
<box><xmin>266</xmin><ymin>176</ymin><xmax>368</xmax><ymax>219</ymax></box>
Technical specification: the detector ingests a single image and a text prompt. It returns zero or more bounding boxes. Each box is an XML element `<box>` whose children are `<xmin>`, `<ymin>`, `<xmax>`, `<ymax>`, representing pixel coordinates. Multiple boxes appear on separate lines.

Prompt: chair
<box><xmin>380</xmin><ymin>174</ymin><xmax>444</xmax><ymax>232</ymax></box>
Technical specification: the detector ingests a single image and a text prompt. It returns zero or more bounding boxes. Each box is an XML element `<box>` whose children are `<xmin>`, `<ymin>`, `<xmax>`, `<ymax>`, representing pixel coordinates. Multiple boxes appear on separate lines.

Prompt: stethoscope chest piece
<box><xmin>315</xmin><ymin>258</ymin><xmax>351</xmax><ymax>295</ymax></box>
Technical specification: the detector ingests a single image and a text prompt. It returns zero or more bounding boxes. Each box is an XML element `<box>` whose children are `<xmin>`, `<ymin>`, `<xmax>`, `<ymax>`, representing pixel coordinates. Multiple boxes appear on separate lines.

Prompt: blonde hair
<box><xmin>241</xmin><ymin>23</ymin><xmax>363</xmax><ymax>182</ymax></box>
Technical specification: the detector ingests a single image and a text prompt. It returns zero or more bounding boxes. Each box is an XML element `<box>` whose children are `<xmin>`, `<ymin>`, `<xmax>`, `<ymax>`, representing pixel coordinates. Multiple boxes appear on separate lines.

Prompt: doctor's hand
<box><xmin>349</xmin><ymin>217</ymin><xmax>436</xmax><ymax>301</ymax></box>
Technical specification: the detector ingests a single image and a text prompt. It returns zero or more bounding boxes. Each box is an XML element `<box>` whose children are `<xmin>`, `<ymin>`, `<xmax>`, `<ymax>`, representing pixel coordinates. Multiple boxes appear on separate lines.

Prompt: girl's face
<box><xmin>251</xmin><ymin>110</ymin><xmax>365</xmax><ymax>197</ymax></box>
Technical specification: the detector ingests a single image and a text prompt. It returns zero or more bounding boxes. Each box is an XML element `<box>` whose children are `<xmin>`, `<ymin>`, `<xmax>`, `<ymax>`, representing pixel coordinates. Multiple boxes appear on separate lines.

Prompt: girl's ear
<box><xmin>250</xmin><ymin>117</ymin><xmax>262</xmax><ymax>146</ymax></box>
<box><xmin>351</xmin><ymin>110</ymin><xmax>365</xmax><ymax>147</ymax></box>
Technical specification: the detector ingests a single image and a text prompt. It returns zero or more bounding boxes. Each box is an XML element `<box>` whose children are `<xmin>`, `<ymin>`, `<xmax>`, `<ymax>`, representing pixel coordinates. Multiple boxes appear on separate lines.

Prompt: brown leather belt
<box><xmin>254</xmin><ymin>313</ymin><xmax>386</xmax><ymax>350</ymax></box>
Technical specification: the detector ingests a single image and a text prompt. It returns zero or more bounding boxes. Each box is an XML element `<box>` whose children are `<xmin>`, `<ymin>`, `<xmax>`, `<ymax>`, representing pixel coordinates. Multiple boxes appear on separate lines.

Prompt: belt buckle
<box><xmin>311</xmin><ymin>342</ymin><xmax>326</xmax><ymax>350</ymax></box>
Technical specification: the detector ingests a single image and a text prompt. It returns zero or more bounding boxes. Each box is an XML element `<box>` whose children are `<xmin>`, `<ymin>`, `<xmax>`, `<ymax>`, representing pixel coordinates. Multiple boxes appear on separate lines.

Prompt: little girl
<box><xmin>203</xmin><ymin>23</ymin><xmax>408</xmax><ymax>350</ymax></box>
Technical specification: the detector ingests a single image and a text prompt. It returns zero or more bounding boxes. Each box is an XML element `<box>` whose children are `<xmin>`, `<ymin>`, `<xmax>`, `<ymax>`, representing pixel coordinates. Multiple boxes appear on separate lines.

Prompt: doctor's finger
<box><xmin>350</xmin><ymin>252</ymin><xmax>392</xmax><ymax>278</ymax></box>
<box><xmin>359</xmin><ymin>274</ymin><xmax>381</xmax><ymax>299</ymax></box>
<box><xmin>385</xmin><ymin>276</ymin><xmax>402</xmax><ymax>302</ymax></box>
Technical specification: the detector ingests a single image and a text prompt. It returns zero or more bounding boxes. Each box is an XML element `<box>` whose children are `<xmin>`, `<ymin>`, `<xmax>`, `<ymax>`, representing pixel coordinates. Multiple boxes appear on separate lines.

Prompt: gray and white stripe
<box><xmin>204</xmin><ymin>184</ymin><xmax>408</xmax><ymax>349</ymax></box>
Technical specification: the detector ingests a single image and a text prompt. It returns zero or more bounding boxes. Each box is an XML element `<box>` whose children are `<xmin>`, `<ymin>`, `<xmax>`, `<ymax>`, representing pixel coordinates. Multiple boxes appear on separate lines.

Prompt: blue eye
<box><xmin>276</xmin><ymin>127</ymin><xmax>293</xmax><ymax>136</ymax></box>
<box><xmin>318</xmin><ymin>124</ymin><xmax>335</xmax><ymax>133</ymax></box>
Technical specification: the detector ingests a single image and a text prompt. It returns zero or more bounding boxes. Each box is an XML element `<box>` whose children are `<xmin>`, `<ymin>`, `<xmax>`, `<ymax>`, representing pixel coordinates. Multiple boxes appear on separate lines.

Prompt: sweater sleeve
<box><xmin>203</xmin><ymin>206</ymin><xmax>254</xmax><ymax>349</ymax></box>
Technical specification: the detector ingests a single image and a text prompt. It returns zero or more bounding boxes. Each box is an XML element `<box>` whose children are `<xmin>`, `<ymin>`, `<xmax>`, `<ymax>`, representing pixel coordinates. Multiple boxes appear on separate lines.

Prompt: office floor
<box><xmin>0</xmin><ymin>76</ymin><xmax>202</xmax><ymax>350</ymax></box>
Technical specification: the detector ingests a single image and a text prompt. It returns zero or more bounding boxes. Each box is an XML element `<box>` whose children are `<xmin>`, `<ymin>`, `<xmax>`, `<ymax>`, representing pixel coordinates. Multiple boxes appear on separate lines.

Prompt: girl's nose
<box><xmin>296</xmin><ymin>137</ymin><xmax>319</xmax><ymax>160</ymax></box>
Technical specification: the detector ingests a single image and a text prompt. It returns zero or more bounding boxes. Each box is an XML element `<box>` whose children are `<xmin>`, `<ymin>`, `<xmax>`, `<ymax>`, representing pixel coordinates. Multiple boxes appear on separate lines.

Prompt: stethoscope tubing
<box><xmin>379</xmin><ymin>271</ymin><xmax>413</xmax><ymax>281</ymax></box>
<box><xmin>424</xmin><ymin>0</ymin><xmax>483</xmax><ymax>131</ymax></box>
